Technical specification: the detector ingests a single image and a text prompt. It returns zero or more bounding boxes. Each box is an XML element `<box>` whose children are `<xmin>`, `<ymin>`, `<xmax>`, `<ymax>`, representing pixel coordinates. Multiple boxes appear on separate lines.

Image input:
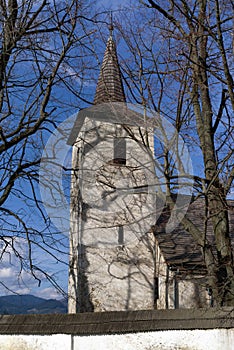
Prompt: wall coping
<box><xmin>0</xmin><ymin>308</ymin><xmax>233</xmax><ymax>335</ymax></box>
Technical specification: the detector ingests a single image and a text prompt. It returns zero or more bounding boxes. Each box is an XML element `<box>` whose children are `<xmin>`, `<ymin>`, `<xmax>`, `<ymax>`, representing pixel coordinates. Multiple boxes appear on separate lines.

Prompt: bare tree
<box><xmin>0</xmin><ymin>0</ymin><xmax>98</xmax><ymax>295</ymax></box>
<box><xmin>114</xmin><ymin>0</ymin><xmax>234</xmax><ymax>306</ymax></box>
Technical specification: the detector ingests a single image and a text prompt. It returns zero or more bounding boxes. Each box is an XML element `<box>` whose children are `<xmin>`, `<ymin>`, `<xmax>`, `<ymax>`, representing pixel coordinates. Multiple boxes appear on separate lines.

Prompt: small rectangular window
<box><xmin>113</xmin><ymin>138</ymin><xmax>126</xmax><ymax>165</ymax></box>
<box><xmin>118</xmin><ymin>226</ymin><xmax>124</xmax><ymax>245</ymax></box>
<box><xmin>154</xmin><ymin>277</ymin><xmax>159</xmax><ymax>302</ymax></box>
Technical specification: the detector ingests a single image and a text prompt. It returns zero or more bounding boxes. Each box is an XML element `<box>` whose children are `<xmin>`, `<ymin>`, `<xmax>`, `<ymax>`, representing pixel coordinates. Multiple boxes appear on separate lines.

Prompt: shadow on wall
<box><xmin>77</xmin><ymin>244</ymin><xmax>94</xmax><ymax>312</ymax></box>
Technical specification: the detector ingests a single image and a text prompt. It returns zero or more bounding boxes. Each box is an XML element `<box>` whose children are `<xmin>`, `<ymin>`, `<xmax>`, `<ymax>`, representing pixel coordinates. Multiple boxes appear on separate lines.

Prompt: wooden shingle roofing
<box><xmin>154</xmin><ymin>197</ymin><xmax>234</xmax><ymax>274</ymax></box>
<box><xmin>67</xmin><ymin>102</ymin><xmax>158</xmax><ymax>145</ymax></box>
<box><xmin>93</xmin><ymin>34</ymin><xmax>126</xmax><ymax>105</ymax></box>
<box><xmin>0</xmin><ymin>308</ymin><xmax>233</xmax><ymax>334</ymax></box>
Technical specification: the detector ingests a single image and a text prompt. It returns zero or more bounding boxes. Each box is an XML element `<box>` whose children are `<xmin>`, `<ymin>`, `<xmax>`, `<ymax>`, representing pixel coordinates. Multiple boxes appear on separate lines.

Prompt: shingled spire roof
<box><xmin>93</xmin><ymin>29</ymin><xmax>126</xmax><ymax>105</ymax></box>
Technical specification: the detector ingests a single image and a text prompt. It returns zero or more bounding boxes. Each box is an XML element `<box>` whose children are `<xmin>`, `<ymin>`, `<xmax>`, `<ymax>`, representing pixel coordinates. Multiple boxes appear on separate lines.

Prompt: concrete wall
<box><xmin>0</xmin><ymin>328</ymin><xmax>233</xmax><ymax>350</ymax></box>
<box><xmin>0</xmin><ymin>309</ymin><xmax>233</xmax><ymax>350</ymax></box>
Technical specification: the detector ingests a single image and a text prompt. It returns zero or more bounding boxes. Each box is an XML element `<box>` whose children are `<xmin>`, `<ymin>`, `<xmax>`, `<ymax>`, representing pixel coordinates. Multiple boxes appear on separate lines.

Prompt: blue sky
<box><xmin>1</xmin><ymin>0</ymin><xmax>233</xmax><ymax>301</ymax></box>
<box><xmin>96</xmin><ymin>0</ymin><xmax>133</xmax><ymax>10</ymax></box>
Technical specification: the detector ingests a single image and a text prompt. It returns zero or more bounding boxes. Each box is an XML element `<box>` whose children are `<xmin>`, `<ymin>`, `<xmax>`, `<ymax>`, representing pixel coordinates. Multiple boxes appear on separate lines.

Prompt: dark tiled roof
<box><xmin>93</xmin><ymin>35</ymin><xmax>126</xmax><ymax>105</ymax></box>
<box><xmin>154</xmin><ymin>197</ymin><xmax>234</xmax><ymax>274</ymax></box>
<box><xmin>67</xmin><ymin>102</ymin><xmax>158</xmax><ymax>145</ymax></box>
<box><xmin>0</xmin><ymin>308</ymin><xmax>233</xmax><ymax>334</ymax></box>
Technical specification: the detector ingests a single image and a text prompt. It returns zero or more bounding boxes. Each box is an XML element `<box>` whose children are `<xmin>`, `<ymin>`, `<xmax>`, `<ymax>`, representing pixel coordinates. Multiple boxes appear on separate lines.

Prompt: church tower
<box><xmin>68</xmin><ymin>28</ymin><xmax>156</xmax><ymax>313</ymax></box>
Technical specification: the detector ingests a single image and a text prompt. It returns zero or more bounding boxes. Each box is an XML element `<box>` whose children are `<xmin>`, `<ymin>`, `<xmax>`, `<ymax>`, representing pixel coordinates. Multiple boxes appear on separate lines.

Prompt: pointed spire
<box><xmin>93</xmin><ymin>23</ymin><xmax>126</xmax><ymax>105</ymax></box>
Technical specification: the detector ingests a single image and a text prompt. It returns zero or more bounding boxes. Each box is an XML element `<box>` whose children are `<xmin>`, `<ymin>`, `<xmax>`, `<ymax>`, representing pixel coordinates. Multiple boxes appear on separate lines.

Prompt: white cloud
<box><xmin>0</xmin><ymin>237</ymin><xmax>67</xmax><ymax>299</ymax></box>
<box><xmin>0</xmin><ymin>267</ymin><xmax>12</xmax><ymax>278</ymax></box>
<box><xmin>0</xmin><ymin>267</ymin><xmax>64</xmax><ymax>299</ymax></box>
<box><xmin>14</xmin><ymin>287</ymin><xmax>31</xmax><ymax>295</ymax></box>
<box><xmin>33</xmin><ymin>287</ymin><xmax>62</xmax><ymax>300</ymax></box>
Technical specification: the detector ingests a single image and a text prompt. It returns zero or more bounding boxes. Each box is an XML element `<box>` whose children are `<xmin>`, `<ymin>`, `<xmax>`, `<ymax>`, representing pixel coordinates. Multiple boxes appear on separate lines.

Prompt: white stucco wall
<box><xmin>0</xmin><ymin>329</ymin><xmax>234</xmax><ymax>350</ymax></box>
<box><xmin>74</xmin><ymin>329</ymin><xmax>234</xmax><ymax>350</ymax></box>
<box><xmin>68</xmin><ymin>118</ymin><xmax>157</xmax><ymax>313</ymax></box>
<box><xmin>0</xmin><ymin>334</ymin><xmax>71</xmax><ymax>350</ymax></box>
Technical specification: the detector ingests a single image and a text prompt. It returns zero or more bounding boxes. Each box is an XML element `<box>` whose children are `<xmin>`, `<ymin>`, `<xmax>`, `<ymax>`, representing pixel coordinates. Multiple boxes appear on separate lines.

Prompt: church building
<box><xmin>67</xmin><ymin>28</ymin><xmax>213</xmax><ymax>313</ymax></box>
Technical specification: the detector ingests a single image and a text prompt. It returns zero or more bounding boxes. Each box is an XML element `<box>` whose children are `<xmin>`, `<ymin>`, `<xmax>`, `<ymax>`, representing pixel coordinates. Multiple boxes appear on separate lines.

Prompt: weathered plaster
<box><xmin>74</xmin><ymin>329</ymin><xmax>234</xmax><ymax>350</ymax></box>
<box><xmin>0</xmin><ymin>334</ymin><xmax>71</xmax><ymax>350</ymax></box>
<box><xmin>0</xmin><ymin>329</ymin><xmax>233</xmax><ymax>350</ymax></box>
<box><xmin>68</xmin><ymin>118</ymin><xmax>156</xmax><ymax>312</ymax></box>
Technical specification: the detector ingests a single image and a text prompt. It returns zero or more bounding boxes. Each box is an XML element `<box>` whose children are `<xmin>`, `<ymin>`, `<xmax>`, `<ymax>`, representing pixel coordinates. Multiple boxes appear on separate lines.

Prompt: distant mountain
<box><xmin>0</xmin><ymin>294</ymin><xmax>67</xmax><ymax>314</ymax></box>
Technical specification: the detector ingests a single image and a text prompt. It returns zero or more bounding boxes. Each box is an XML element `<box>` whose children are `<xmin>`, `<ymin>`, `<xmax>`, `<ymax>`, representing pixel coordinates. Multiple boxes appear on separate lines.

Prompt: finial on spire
<box><xmin>109</xmin><ymin>11</ymin><xmax>114</xmax><ymax>37</ymax></box>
